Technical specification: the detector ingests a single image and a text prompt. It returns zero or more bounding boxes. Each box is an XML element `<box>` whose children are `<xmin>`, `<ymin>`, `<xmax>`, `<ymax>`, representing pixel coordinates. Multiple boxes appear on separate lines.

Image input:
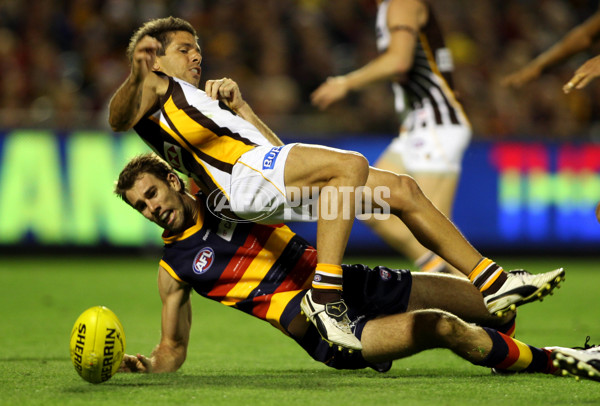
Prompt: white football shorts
<box><xmin>383</xmin><ymin>110</ymin><xmax>472</xmax><ymax>173</ymax></box>
<box><xmin>228</xmin><ymin>143</ymin><xmax>317</xmax><ymax>224</ymax></box>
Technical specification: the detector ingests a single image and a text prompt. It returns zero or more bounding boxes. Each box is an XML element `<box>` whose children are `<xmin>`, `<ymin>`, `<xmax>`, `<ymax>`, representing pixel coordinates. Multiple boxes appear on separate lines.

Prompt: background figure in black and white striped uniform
<box><xmin>312</xmin><ymin>0</ymin><xmax>471</xmax><ymax>277</ymax></box>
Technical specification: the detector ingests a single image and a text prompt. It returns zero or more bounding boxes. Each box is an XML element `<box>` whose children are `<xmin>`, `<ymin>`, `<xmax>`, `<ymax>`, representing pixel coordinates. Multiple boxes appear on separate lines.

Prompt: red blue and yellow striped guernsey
<box><xmin>159</xmin><ymin>195</ymin><xmax>316</xmax><ymax>334</ymax></box>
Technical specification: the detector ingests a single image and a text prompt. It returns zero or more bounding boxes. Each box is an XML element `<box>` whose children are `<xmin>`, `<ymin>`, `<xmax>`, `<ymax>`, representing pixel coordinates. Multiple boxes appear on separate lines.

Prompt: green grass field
<box><xmin>1</xmin><ymin>255</ymin><xmax>599</xmax><ymax>406</ymax></box>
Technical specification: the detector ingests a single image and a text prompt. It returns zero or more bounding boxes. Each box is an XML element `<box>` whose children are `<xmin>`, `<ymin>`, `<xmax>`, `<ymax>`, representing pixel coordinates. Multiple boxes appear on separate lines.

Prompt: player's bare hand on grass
<box><xmin>119</xmin><ymin>353</ymin><xmax>152</xmax><ymax>373</ymax></box>
<box><xmin>205</xmin><ymin>78</ymin><xmax>246</xmax><ymax>111</ymax></box>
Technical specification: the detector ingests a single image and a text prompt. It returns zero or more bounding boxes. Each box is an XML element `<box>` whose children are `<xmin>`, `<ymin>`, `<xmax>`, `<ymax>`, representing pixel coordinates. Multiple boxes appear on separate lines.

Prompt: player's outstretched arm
<box><xmin>108</xmin><ymin>35</ymin><xmax>166</xmax><ymax>132</ymax></box>
<box><xmin>119</xmin><ymin>266</ymin><xmax>192</xmax><ymax>373</ymax></box>
<box><xmin>502</xmin><ymin>11</ymin><xmax>600</xmax><ymax>89</ymax></box>
<box><xmin>311</xmin><ymin>0</ymin><xmax>425</xmax><ymax>110</ymax></box>
<box><xmin>206</xmin><ymin>77</ymin><xmax>284</xmax><ymax>146</ymax></box>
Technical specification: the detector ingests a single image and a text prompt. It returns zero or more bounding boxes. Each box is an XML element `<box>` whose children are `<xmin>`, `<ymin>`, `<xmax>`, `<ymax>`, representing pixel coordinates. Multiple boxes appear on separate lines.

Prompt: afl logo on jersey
<box><xmin>193</xmin><ymin>247</ymin><xmax>215</xmax><ymax>274</ymax></box>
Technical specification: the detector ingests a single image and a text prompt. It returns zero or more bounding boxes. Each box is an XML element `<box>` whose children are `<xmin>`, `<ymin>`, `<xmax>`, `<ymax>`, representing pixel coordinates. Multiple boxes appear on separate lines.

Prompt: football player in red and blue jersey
<box><xmin>113</xmin><ymin>153</ymin><xmax>599</xmax><ymax>381</ymax></box>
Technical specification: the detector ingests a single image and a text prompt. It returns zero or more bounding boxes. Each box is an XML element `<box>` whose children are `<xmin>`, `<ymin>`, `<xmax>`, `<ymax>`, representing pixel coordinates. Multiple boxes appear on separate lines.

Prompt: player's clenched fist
<box><xmin>205</xmin><ymin>77</ymin><xmax>247</xmax><ymax>111</ymax></box>
<box><xmin>131</xmin><ymin>36</ymin><xmax>162</xmax><ymax>82</ymax></box>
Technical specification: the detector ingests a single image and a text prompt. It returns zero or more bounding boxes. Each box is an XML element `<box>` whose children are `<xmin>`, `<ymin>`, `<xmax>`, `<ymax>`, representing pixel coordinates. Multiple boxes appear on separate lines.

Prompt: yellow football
<box><xmin>69</xmin><ymin>306</ymin><xmax>126</xmax><ymax>384</ymax></box>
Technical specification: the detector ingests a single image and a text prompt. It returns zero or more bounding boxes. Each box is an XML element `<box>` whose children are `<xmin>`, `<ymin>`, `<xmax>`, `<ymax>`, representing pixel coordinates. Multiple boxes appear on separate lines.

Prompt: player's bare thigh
<box><xmin>283</xmin><ymin>144</ymin><xmax>369</xmax><ymax>190</ymax></box>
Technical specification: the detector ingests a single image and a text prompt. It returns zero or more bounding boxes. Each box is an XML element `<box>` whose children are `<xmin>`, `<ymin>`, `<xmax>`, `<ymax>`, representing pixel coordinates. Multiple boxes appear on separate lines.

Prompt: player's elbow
<box><xmin>110</xmin><ymin>122</ymin><xmax>126</xmax><ymax>132</ymax></box>
<box><xmin>392</xmin><ymin>61</ymin><xmax>411</xmax><ymax>76</ymax></box>
<box><xmin>108</xmin><ymin>115</ymin><xmax>133</xmax><ymax>132</ymax></box>
<box><xmin>384</xmin><ymin>51</ymin><xmax>412</xmax><ymax>75</ymax></box>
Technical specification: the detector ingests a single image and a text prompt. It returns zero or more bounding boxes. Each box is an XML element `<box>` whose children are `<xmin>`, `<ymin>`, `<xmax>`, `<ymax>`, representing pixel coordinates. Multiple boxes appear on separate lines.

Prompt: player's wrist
<box><xmin>333</xmin><ymin>75</ymin><xmax>350</xmax><ymax>92</ymax></box>
<box><xmin>233</xmin><ymin>101</ymin><xmax>251</xmax><ymax>116</ymax></box>
<box><xmin>128</xmin><ymin>71</ymin><xmax>146</xmax><ymax>86</ymax></box>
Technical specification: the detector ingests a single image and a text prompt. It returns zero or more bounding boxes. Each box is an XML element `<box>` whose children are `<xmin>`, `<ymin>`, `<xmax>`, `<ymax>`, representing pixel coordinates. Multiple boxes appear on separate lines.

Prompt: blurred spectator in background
<box><xmin>1</xmin><ymin>0</ymin><xmax>600</xmax><ymax>140</ymax></box>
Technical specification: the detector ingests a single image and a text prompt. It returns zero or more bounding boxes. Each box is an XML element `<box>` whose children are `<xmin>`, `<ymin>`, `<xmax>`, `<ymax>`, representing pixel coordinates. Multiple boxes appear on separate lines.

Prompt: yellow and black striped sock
<box><xmin>468</xmin><ymin>258</ymin><xmax>508</xmax><ymax>297</ymax></box>
<box><xmin>312</xmin><ymin>263</ymin><xmax>343</xmax><ymax>304</ymax></box>
<box><xmin>477</xmin><ymin>328</ymin><xmax>557</xmax><ymax>374</ymax></box>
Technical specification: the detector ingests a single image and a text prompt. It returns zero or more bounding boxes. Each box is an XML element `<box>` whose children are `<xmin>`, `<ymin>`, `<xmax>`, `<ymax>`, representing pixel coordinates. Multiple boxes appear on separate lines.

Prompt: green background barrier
<box><xmin>1</xmin><ymin>130</ymin><xmax>599</xmax><ymax>253</ymax></box>
<box><xmin>0</xmin><ymin>130</ymin><xmax>161</xmax><ymax>246</ymax></box>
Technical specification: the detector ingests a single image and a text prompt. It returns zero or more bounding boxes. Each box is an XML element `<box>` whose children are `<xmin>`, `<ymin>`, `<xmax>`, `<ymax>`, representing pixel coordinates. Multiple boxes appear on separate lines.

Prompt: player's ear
<box><xmin>167</xmin><ymin>172</ymin><xmax>181</xmax><ymax>191</ymax></box>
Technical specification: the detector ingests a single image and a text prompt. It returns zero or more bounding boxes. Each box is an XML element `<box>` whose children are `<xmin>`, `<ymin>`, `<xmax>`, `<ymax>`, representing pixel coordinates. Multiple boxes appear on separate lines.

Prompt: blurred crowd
<box><xmin>1</xmin><ymin>0</ymin><xmax>600</xmax><ymax>140</ymax></box>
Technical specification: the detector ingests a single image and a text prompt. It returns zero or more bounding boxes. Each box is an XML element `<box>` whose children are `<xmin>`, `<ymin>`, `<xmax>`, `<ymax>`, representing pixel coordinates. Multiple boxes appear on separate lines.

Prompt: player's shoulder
<box><xmin>167</xmin><ymin>76</ymin><xmax>216</xmax><ymax>106</ymax></box>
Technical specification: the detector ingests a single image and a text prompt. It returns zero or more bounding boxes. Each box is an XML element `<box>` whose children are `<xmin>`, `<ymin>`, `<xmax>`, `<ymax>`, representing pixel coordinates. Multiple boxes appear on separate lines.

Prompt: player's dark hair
<box><xmin>115</xmin><ymin>153</ymin><xmax>187</xmax><ymax>205</ymax></box>
<box><xmin>126</xmin><ymin>16</ymin><xmax>198</xmax><ymax>61</ymax></box>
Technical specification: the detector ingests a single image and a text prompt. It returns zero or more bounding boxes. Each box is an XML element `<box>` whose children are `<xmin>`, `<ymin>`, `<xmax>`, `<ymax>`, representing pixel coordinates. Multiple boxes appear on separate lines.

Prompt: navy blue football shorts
<box><xmin>295</xmin><ymin>264</ymin><xmax>412</xmax><ymax>371</ymax></box>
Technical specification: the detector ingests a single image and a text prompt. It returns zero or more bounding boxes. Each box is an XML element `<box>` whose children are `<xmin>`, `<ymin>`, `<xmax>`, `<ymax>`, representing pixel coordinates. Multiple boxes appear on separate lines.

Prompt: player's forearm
<box><xmin>345</xmin><ymin>52</ymin><xmax>411</xmax><ymax>91</ymax></box>
<box><xmin>533</xmin><ymin>34</ymin><xmax>592</xmax><ymax>73</ymax></box>
<box><xmin>234</xmin><ymin>103</ymin><xmax>284</xmax><ymax>146</ymax></box>
<box><xmin>149</xmin><ymin>342</ymin><xmax>187</xmax><ymax>373</ymax></box>
<box><xmin>532</xmin><ymin>14</ymin><xmax>600</xmax><ymax>73</ymax></box>
<box><xmin>109</xmin><ymin>76</ymin><xmax>145</xmax><ymax>132</ymax></box>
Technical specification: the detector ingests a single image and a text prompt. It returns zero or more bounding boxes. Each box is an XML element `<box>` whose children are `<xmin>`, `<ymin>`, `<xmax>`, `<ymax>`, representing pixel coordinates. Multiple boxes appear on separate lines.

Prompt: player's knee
<box><xmin>433</xmin><ymin>312</ymin><xmax>461</xmax><ymax>340</ymax></box>
<box><xmin>414</xmin><ymin>310</ymin><xmax>460</xmax><ymax>342</ymax></box>
<box><xmin>398</xmin><ymin>174</ymin><xmax>422</xmax><ymax>199</ymax></box>
<box><xmin>323</xmin><ymin>151</ymin><xmax>369</xmax><ymax>187</ymax></box>
<box><xmin>342</xmin><ymin>152</ymin><xmax>369</xmax><ymax>185</ymax></box>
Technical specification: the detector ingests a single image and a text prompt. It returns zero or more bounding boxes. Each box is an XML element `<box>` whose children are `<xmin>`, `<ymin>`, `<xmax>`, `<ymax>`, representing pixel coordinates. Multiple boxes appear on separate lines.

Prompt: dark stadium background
<box><xmin>1</xmin><ymin>0</ymin><xmax>599</xmax><ymax>255</ymax></box>
<box><xmin>2</xmin><ymin>3</ymin><xmax>600</xmax><ymax>404</ymax></box>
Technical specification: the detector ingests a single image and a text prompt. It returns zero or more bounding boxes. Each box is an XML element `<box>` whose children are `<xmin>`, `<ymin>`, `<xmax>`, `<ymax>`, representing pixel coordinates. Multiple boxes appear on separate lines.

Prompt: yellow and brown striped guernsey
<box><xmin>133</xmin><ymin>74</ymin><xmax>272</xmax><ymax>200</ymax></box>
<box><xmin>159</xmin><ymin>196</ymin><xmax>316</xmax><ymax>334</ymax></box>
